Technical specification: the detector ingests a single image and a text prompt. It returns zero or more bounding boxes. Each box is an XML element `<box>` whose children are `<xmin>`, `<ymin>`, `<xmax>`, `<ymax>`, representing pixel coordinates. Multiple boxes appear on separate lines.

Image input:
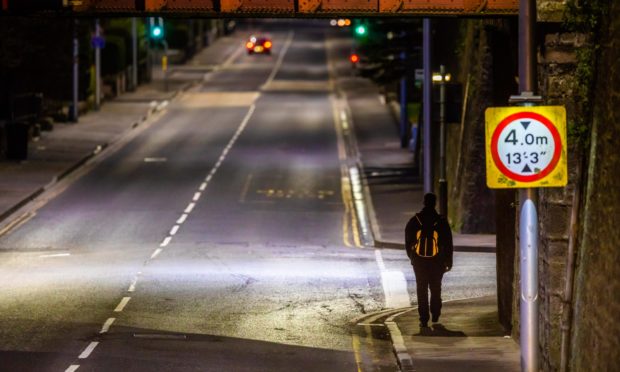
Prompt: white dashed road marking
<box><xmin>100</xmin><ymin>318</ymin><xmax>115</xmax><ymax>334</ymax></box>
<box><xmin>170</xmin><ymin>225</ymin><xmax>180</xmax><ymax>235</ymax></box>
<box><xmin>184</xmin><ymin>202</ymin><xmax>195</xmax><ymax>214</ymax></box>
<box><xmin>160</xmin><ymin>236</ymin><xmax>172</xmax><ymax>247</ymax></box>
<box><xmin>151</xmin><ymin>248</ymin><xmax>163</xmax><ymax>259</ymax></box>
<box><xmin>78</xmin><ymin>342</ymin><xmax>99</xmax><ymax>359</ymax></box>
<box><xmin>65</xmin><ymin>365</ymin><xmax>80</xmax><ymax>372</ymax></box>
<box><xmin>114</xmin><ymin>297</ymin><xmax>131</xmax><ymax>312</ymax></box>
<box><xmin>39</xmin><ymin>253</ymin><xmax>71</xmax><ymax>258</ymax></box>
<box><xmin>176</xmin><ymin>214</ymin><xmax>188</xmax><ymax>224</ymax></box>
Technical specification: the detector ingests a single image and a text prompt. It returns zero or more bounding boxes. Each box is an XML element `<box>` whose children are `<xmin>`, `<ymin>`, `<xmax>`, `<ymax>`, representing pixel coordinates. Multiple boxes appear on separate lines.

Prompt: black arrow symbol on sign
<box><xmin>521</xmin><ymin>121</ymin><xmax>531</xmax><ymax>130</ymax></box>
<box><xmin>522</xmin><ymin>164</ymin><xmax>532</xmax><ymax>173</ymax></box>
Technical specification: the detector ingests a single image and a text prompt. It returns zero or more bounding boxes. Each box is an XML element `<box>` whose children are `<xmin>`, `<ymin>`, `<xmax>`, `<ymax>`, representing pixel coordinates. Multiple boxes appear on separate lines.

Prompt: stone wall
<box><xmin>450</xmin><ymin>19</ymin><xmax>518</xmax><ymax>234</ymax></box>
<box><xmin>536</xmin><ymin>26</ymin><xmax>587</xmax><ymax>371</ymax></box>
<box><xmin>531</xmin><ymin>1</ymin><xmax>618</xmax><ymax>370</ymax></box>
<box><xmin>569</xmin><ymin>1</ymin><xmax>620</xmax><ymax>369</ymax></box>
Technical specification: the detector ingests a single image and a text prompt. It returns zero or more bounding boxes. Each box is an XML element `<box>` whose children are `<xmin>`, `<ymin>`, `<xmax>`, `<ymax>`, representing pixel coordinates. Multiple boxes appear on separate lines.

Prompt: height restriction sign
<box><xmin>485</xmin><ymin>106</ymin><xmax>567</xmax><ymax>188</ymax></box>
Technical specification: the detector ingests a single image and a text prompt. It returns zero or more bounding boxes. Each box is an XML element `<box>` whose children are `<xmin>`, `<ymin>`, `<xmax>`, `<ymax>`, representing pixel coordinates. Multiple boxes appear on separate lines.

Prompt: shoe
<box><xmin>419</xmin><ymin>322</ymin><xmax>429</xmax><ymax>328</ymax></box>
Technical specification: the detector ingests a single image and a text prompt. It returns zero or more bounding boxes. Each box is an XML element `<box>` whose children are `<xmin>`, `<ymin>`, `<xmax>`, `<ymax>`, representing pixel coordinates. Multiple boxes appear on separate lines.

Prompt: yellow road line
<box><xmin>332</xmin><ymin>94</ymin><xmax>363</xmax><ymax>248</ymax></box>
<box><xmin>351</xmin><ymin>332</ymin><xmax>364</xmax><ymax>372</ymax></box>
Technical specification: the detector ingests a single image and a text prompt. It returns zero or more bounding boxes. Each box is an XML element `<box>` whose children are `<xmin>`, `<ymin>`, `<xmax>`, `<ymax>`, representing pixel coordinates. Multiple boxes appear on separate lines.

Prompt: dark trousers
<box><xmin>412</xmin><ymin>261</ymin><xmax>445</xmax><ymax>323</ymax></box>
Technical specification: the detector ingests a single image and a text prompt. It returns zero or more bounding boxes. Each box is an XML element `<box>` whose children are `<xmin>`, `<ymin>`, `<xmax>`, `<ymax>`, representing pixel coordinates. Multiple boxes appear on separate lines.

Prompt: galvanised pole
<box><xmin>439</xmin><ymin>65</ymin><xmax>447</xmax><ymax>216</ymax></box>
<box><xmin>518</xmin><ymin>0</ymin><xmax>539</xmax><ymax>370</ymax></box>
<box><xmin>422</xmin><ymin>18</ymin><xmax>433</xmax><ymax>194</ymax></box>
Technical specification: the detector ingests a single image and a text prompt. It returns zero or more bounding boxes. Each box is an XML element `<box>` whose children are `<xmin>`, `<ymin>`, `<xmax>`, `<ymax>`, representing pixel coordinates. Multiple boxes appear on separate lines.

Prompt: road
<box><xmin>0</xmin><ymin>20</ymin><xmax>495</xmax><ymax>371</ymax></box>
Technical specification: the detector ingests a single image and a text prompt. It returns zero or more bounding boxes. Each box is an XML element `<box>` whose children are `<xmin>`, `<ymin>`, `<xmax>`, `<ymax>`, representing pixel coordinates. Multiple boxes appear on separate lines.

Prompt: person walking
<box><xmin>405</xmin><ymin>193</ymin><xmax>453</xmax><ymax>328</ymax></box>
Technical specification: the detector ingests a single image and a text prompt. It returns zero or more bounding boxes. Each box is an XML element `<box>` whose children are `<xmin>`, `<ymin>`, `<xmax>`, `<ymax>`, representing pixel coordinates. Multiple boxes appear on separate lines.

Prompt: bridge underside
<box><xmin>2</xmin><ymin>0</ymin><xmax>518</xmax><ymax>17</ymax></box>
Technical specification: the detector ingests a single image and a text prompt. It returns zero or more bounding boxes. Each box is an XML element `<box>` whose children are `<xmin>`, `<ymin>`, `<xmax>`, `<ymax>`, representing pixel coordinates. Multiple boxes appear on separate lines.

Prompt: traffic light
<box><xmin>355</xmin><ymin>25</ymin><xmax>367</xmax><ymax>36</ymax></box>
<box><xmin>149</xmin><ymin>17</ymin><xmax>164</xmax><ymax>40</ymax></box>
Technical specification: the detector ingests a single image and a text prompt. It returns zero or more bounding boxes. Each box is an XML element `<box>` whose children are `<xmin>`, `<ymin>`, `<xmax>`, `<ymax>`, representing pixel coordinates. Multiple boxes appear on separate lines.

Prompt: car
<box><xmin>246</xmin><ymin>36</ymin><xmax>272</xmax><ymax>55</ymax></box>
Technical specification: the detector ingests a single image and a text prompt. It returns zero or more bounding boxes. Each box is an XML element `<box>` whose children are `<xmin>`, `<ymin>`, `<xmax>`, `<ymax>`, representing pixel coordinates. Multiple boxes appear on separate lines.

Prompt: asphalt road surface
<box><xmin>0</xmin><ymin>20</ymin><xmax>495</xmax><ymax>371</ymax></box>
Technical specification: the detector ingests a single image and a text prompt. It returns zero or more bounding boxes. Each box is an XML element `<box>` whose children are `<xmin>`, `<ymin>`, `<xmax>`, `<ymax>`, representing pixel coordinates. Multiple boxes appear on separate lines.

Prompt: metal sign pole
<box><xmin>95</xmin><ymin>18</ymin><xmax>101</xmax><ymax>110</ymax></box>
<box><xmin>517</xmin><ymin>0</ymin><xmax>538</xmax><ymax>370</ymax></box>
<box><xmin>71</xmin><ymin>19</ymin><xmax>79</xmax><ymax>122</ymax></box>
<box><xmin>422</xmin><ymin>18</ymin><xmax>433</xmax><ymax>194</ymax></box>
<box><xmin>439</xmin><ymin>65</ymin><xmax>447</xmax><ymax>216</ymax></box>
<box><xmin>132</xmin><ymin>17</ymin><xmax>138</xmax><ymax>90</ymax></box>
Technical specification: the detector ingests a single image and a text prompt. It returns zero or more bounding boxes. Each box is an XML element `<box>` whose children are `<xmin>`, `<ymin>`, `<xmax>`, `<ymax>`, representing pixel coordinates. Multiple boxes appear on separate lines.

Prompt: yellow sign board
<box><xmin>485</xmin><ymin>106</ymin><xmax>567</xmax><ymax>188</ymax></box>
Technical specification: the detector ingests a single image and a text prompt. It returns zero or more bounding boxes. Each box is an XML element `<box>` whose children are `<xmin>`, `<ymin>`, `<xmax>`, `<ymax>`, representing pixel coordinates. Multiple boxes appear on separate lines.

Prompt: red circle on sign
<box><xmin>491</xmin><ymin>111</ymin><xmax>562</xmax><ymax>183</ymax></box>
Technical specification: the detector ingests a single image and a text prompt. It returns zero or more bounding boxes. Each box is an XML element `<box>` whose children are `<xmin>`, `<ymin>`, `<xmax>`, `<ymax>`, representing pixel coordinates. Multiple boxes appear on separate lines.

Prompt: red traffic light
<box><xmin>350</xmin><ymin>54</ymin><xmax>359</xmax><ymax>64</ymax></box>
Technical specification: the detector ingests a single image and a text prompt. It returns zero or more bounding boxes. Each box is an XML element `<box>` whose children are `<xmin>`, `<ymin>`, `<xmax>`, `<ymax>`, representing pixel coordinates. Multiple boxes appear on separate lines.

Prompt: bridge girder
<box><xmin>1</xmin><ymin>0</ymin><xmax>518</xmax><ymax>16</ymax></box>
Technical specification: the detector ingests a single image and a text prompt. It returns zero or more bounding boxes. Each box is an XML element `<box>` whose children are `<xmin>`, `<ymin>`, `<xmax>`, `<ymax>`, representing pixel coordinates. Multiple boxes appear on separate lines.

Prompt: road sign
<box><xmin>485</xmin><ymin>106</ymin><xmax>567</xmax><ymax>188</ymax></box>
<box><xmin>91</xmin><ymin>35</ymin><xmax>105</xmax><ymax>49</ymax></box>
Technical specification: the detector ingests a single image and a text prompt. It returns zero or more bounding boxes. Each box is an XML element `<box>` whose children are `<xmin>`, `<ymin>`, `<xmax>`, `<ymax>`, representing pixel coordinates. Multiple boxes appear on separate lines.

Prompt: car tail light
<box><xmin>246</xmin><ymin>41</ymin><xmax>254</xmax><ymax>49</ymax></box>
<box><xmin>350</xmin><ymin>54</ymin><xmax>360</xmax><ymax>63</ymax></box>
<box><xmin>264</xmin><ymin>41</ymin><xmax>272</xmax><ymax>49</ymax></box>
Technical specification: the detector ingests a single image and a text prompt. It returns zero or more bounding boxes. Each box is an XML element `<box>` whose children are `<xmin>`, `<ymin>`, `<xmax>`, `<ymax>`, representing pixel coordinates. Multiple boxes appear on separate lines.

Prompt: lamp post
<box><xmin>437</xmin><ymin>65</ymin><xmax>448</xmax><ymax>216</ymax></box>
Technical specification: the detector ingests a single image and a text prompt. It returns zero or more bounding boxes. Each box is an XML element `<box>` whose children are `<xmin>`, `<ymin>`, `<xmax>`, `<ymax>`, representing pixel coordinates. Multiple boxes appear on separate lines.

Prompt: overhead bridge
<box><xmin>2</xmin><ymin>0</ymin><xmax>518</xmax><ymax>16</ymax></box>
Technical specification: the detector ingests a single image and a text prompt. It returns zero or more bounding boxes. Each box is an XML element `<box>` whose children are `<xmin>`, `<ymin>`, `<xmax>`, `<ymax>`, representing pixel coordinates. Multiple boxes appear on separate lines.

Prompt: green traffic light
<box><xmin>355</xmin><ymin>25</ymin><xmax>367</xmax><ymax>36</ymax></box>
<box><xmin>151</xmin><ymin>26</ymin><xmax>163</xmax><ymax>38</ymax></box>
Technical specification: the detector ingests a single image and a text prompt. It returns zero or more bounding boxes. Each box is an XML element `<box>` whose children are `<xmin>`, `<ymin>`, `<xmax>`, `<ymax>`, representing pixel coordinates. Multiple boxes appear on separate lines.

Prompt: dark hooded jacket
<box><xmin>405</xmin><ymin>207</ymin><xmax>453</xmax><ymax>269</ymax></box>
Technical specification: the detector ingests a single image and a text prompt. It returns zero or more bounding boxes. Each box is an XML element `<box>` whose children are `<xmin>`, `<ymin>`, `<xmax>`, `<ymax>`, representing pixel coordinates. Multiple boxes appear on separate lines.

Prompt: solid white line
<box><xmin>177</xmin><ymin>214</ymin><xmax>188</xmax><ymax>224</ymax></box>
<box><xmin>192</xmin><ymin>192</ymin><xmax>201</xmax><ymax>202</ymax></box>
<box><xmin>375</xmin><ymin>250</ymin><xmax>410</xmax><ymax>308</ymax></box>
<box><xmin>65</xmin><ymin>365</ymin><xmax>80</xmax><ymax>372</ymax></box>
<box><xmin>78</xmin><ymin>341</ymin><xmax>99</xmax><ymax>359</ymax></box>
<box><xmin>184</xmin><ymin>202</ymin><xmax>195</xmax><ymax>214</ymax></box>
<box><xmin>380</xmin><ymin>270</ymin><xmax>411</xmax><ymax>308</ymax></box>
<box><xmin>39</xmin><ymin>253</ymin><xmax>71</xmax><ymax>258</ymax></box>
<box><xmin>160</xmin><ymin>236</ymin><xmax>172</xmax><ymax>247</ymax></box>
<box><xmin>151</xmin><ymin>248</ymin><xmax>163</xmax><ymax>259</ymax></box>
<box><xmin>375</xmin><ymin>249</ymin><xmax>386</xmax><ymax>271</ymax></box>
<box><xmin>170</xmin><ymin>225</ymin><xmax>180</xmax><ymax>235</ymax></box>
<box><xmin>100</xmin><ymin>317</ymin><xmax>116</xmax><ymax>334</ymax></box>
<box><xmin>264</xmin><ymin>32</ymin><xmax>295</xmax><ymax>86</ymax></box>
<box><xmin>114</xmin><ymin>297</ymin><xmax>131</xmax><ymax>312</ymax></box>
<box><xmin>199</xmin><ymin>183</ymin><xmax>207</xmax><ymax>191</ymax></box>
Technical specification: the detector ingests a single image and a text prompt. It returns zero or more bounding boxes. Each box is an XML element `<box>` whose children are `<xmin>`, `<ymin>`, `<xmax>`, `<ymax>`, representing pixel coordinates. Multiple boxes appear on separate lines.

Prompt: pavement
<box><xmin>326</xmin><ymin>34</ymin><xmax>520</xmax><ymax>371</ymax></box>
<box><xmin>0</xmin><ymin>25</ymin><xmax>519</xmax><ymax>371</ymax></box>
